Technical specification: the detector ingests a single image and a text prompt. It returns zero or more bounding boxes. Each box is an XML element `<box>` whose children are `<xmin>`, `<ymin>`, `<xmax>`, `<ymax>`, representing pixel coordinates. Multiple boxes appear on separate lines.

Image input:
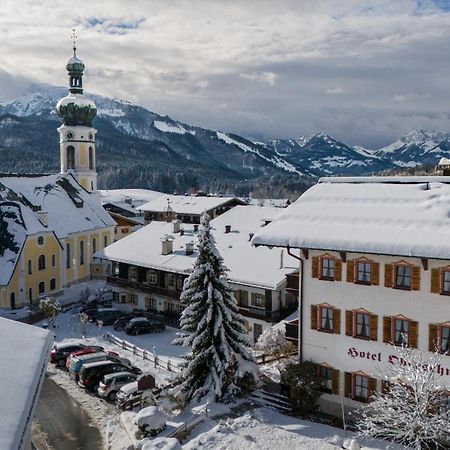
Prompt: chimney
<box><xmin>161</xmin><ymin>235</ymin><xmax>174</xmax><ymax>255</ymax></box>
<box><xmin>225</xmin><ymin>225</ymin><xmax>231</xmax><ymax>234</ymax></box>
<box><xmin>438</xmin><ymin>157</ymin><xmax>450</xmax><ymax>176</ymax></box>
<box><xmin>186</xmin><ymin>242</ymin><xmax>194</xmax><ymax>255</ymax></box>
<box><xmin>173</xmin><ymin>220</ymin><xmax>181</xmax><ymax>233</ymax></box>
<box><xmin>193</xmin><ymin>224</ymin><xmax>199</xmax><ymax>232</ymax></box>
<box><xmin>249</xmin><ymin>233</ymin><xmax>254</xmax><ymax>241</ymax></box>
<box><xmin>36</xmin><ymin>211</ymin><xmax>48</xmax><ymax>227</ymax></box>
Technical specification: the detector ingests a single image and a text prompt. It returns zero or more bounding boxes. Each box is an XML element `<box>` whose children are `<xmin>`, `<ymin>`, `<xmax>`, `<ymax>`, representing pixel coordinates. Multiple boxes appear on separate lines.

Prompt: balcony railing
<box><xmin>286</xmin><ymin>272</ymin><xmax>300</xmax><ymax>295</ymax></box>
<box><xmin>107</xmin><ymin>276</ymin><xmax>181</xmax><ymax>300</ymax></box>
<box><xmin>238</xmin><ymin>303</ymin><xmax>297</xmax><ymax>323</ymax></box>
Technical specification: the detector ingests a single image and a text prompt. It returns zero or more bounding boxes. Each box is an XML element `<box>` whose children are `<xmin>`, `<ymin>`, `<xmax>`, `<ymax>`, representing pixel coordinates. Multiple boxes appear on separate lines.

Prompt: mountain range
<box><xmin>1</xmin><ymin>85</ymin><xmax>449</xmax><ymax>196</ymax></box>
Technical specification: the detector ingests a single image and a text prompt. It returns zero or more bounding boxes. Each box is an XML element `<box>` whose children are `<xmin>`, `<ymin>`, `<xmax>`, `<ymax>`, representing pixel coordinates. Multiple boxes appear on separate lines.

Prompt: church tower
<box><xmin>56</xmin><ymin>36</ymin><xmax>98</xmax><ymax>193</ymax></box>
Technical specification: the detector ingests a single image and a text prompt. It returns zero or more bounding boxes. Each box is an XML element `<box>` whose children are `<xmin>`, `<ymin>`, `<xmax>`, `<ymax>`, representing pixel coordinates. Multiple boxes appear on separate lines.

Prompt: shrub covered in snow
<box><xmin>255</xmin><ymin>327</ymin><xmax>295</xmax><ymax>358</ymax></box>
<box><xmin>140</xmin><ymin>437</ymin><xmax>182</xmax><ymax>450</ymax></box>
<box><xmin>172</xmin><ymin>212</ymin><xmax>259</xmax><ymax>402</ymax></box>
<box><xmin>356</xmin><ymin>345</ymin><xmax>450</xmax><ymax>450</ymax></box>
<box><xmin>281</xmin><ymin>360</ymin><xmax>322</xmax><ymax>416</ymax></box>
<box><xmin>39</xmin><ymin>296</ymin><xmax>61</xmax><ymax>327</ymax></box>
<box><xmin>135</xmin><ymin>406</ymin><xmax>168</xmax><ymax>438</ymax></box>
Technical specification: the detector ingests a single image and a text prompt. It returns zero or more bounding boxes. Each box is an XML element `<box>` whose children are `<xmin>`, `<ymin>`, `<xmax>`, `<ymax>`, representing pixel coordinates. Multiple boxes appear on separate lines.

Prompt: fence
<box><xmin>104</xmin><ymin>333</ymin><xmax>182</xmax><ymax>374</ymax></box>
<box><xmin>254</xmin><ymin>349</ymin><xmax>298</xmax><ymax>365</ymax></box>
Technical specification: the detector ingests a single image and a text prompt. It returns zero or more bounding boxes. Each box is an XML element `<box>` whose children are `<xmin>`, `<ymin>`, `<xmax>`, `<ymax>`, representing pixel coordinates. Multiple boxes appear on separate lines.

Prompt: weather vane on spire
<box><xmin>71</xmin><ymin>28</ymin><xmax>77</xmax><ymax>56</ymax></box>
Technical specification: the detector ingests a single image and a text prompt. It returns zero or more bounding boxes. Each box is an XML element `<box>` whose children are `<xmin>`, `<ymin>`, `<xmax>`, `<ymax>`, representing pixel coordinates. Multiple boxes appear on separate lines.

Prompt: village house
<box><xmin>95</xmin><ymin>205</ymin><xmax>298</xmax><ymax>343</ymax></box>
<box><xmin>252</xmin><ymin>176</ymin><xmax>450</xmax><ymax>416</ymax></box>
<box><xmin>0</xmin><ymin>48</ymin><xmax>115</xmax><ymax>309</ymax></box>
<box><xmin>137</xmin><ymin>194</ymin><xmax>247</xmax><ymax>224</ymax></box>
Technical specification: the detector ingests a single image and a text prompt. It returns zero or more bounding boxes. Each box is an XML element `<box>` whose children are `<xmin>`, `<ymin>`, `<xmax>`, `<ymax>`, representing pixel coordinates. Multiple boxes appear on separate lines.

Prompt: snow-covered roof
<box><xmin>244</xmin><ymin>198</ymin><xmax>290</xmax><ymax>208</ymax></box>
<box><xmin>439</xmin><ymin>157</ymin><xmax>450</xmax><ymax>166</ymax></box>
<box><xmin>0</xmin><ymin>183</ymin><xmax>49</xmax><ymax>284</ymax></box>
<box><xmin>252</xmin><ymin>176</ymin><xmax>450</xmax><ymax>259</ymax></box>
<box><xmin>99</xmin><ymin>189</ymin><xmax>165</xmax><ymax>209</ymax></box>
<box><xmin>0</xmin><ymin>318</ymin><xmax>53</xmax><ymax>450</ymax></box>
<box><xmin>96</xmin><ymin>206</ymin><xmax>298</xmax><ymax>289</ymax></box>
<box><xmin>0</xmin><ymin>174</ymin><xmax>115</xmax><ymax>239</ymax></box>
<box><xmin>138</xmin><ymin>195</ymin><xmax>246</xmax><ymax>215</ymax></box>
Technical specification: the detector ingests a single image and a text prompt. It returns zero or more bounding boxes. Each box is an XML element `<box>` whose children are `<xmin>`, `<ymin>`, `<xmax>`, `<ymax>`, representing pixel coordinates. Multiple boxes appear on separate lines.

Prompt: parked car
<box><xmin>113</xmin><ymin>315</ymin><xmax>136</xmax><ymax>331</ymax></box>
<box><xmin>50</xmin><ymin>343</ymin><xmax>104</xmax><ymax>367</ymax></box>
<box><xmin>65</xmin><ymin>347</ymin><xmax>118</xmax><ymax>369</ymax></box>
<box><xmin>97</xmin><ymin>371</ymin><xmax>137</xmax><ymax>401</ymax></box>
<box><xmin>68</xmin><ymin>351</ymin><xmax>126</xmax><ymax>381</ymax></box>
<box><xmin>78</xmin><ymin>360</ymin><xmax>133</xmax><ymax>391</ymax></box>
<box><xmin>115</xmin><ymin>381</ymin><xmax>141</xmax><ymax>409</ymax></box>
<box><xmin>125</xmin><ymin>319</ymin><xmax>165</xmax><ymax>335</ymax></box>
<box><xmin>95</xmin><ymin>308</ymin><xmax>126</xmax><ymax>326</ymax></box>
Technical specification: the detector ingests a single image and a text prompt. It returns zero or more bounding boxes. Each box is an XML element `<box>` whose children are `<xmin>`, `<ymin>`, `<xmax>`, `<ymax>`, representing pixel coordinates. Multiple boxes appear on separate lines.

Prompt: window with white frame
<box><xmin>147</xmin><ymin>270</ymin><xmax>157</xmax><ymax>285</ymax></box>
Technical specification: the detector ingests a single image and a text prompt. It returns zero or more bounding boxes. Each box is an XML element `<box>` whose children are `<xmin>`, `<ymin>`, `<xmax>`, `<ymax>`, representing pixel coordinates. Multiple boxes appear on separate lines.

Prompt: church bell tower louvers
<box><xmin>56</xmin><ymin>33</ymin><xmax>98</xmax><ymax>193</ymax></box>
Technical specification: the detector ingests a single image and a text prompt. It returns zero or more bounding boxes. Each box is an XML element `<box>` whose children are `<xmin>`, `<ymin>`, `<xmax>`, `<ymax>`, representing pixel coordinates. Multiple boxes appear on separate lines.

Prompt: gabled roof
<box><xmin>138</xmin><ymin>195</ymin><xmax>247</xmax><ymax>215</ymax></box>
<box><xmin>252</xmin><ymin>176</ymin><xmax>450</xmax><ymax>259</ymax></box>
<box><xmin>96</xmin><ymin>206</ymin><xmax>298</xmax><ymax>290</ymax></box>
<box><xmin>0</xmin><ymin>174</ymin><xmax>115</xmax><ymax>239</ymax></box>
<box><xmin>99</xmin><ymin>188</ymin><xmax>165</xmax><ymax>208</ymax></box>
<box><xmin>0</xmin><ymin>318</ymin><xmax>53</xmax><ymax>450</ymax></box>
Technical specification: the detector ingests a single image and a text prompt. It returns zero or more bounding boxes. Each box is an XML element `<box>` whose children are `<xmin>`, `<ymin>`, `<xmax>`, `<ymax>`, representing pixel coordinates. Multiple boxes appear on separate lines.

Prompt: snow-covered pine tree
<box><xmin>356</xmin><ymin>345</ymin><xmax>450</xmax><ymax>450</ymax></box>
<box><xmin>173</xmin><ymin>212</ymin><xmax>259</xmax><ymax>402</ymax></box>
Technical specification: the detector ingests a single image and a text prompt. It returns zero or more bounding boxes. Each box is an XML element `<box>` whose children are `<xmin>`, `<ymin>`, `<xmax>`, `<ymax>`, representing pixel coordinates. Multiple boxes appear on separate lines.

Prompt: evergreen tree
<box><xmin>173</xmin><ymin>213</ymin><xmax>259</xmax><ymax>402</ymax></box>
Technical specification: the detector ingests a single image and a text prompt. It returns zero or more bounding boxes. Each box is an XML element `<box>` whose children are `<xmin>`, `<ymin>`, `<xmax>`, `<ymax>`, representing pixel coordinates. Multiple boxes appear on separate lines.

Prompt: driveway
<box><xmin>32</xmin><ymin>377</ymin><xmax>103</xmax><ymax>450</ymax></box>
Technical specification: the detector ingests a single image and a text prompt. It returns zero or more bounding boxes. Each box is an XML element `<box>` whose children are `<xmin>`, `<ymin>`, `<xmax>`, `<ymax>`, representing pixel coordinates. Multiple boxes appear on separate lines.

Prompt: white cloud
<box><xmin>325</xmin><ymin>87</ymin><xmax>345</xmax><ymax>95</ymax></box>
<box><xmin>240</xmin><ymin>72</ymin><xmax>279</xmax><ymax>86</ymax></box>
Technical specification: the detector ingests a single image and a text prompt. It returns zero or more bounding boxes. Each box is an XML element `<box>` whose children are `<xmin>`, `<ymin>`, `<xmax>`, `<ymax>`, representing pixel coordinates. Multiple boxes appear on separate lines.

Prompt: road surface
<box><xmin>32</xmin><ymin>377</ymin><xmax>102</xmax><ymax>450</ymax></box>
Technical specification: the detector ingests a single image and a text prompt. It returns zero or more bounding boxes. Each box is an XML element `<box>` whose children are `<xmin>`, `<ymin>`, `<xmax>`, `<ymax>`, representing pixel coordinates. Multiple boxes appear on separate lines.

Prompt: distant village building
<box><xmin>0</xmin><ymin>317</ymin><xmax>52</xmax><ymax>449</ymax></box>
<box><xmin>96</xmin><ymin>206</ymin><xmax>298</xmax><ymax>343</ymax></box>
<box><xmin>0</xmin><ymin>46</ymin><xmax>115</xmax><ymax>309</ymax></box>
<box><xmin>253</xmin><ymin>176</ymin><xmax>450</xmax><ymax>416</ymax></box>
<box><xmin>137</xmin><ymin>195</ymin><xmax>247</xmax><ymax>224</ymax></box>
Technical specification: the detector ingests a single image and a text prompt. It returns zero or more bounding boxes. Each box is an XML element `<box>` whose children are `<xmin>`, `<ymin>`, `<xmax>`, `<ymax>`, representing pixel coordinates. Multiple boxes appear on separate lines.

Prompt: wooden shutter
<box><xmin>311</xmin><ymin>305</ymin><xmax>318</xmax><ymax>330</ymax></box>
<box><xmin>383</xmin><ymin>317</ymin><xmax>392</xmax><ymax>343</ymax></box>
<box><xmin>431</xmin><ymin>268</ymin><xmax>441</xmax><ymax>294</ymax></box>
<box><xmin>384</xmin><ymin>264</ymin><xmax>393</xmax><ymax>287</ymax></box>
<box><xmin>345</xmin><ymin>310</ymin><xmax>353</xmax><ymax>336</ymax></box>
<box><xmin>346</xmin><ymin>260</ymin><xmax>355</xmax><ymax>283</ymax></box>
<box><xmin>370</xmin><ymin>314</ymin><xmax>378</xmax><ymax>341</ymax></box>
<box><xmin>409</xmin><ymin>320</ymin><xmax>418</xmax><ymax>348</ymax></box>
<box><xmin>411</xmin><ymin>266</ymin><xmax>420</xmax><ymax>290</ymax></box>
<box><xmin>368</xmin><ymin>377</ymin><xmax>377</xmax><ymax>402</ymax></box>
<box><xmin>335</xmin><ymin>259</ymin><xmax>342</xmax><ymax>281</ymax></box>
<box><xmin>331</xmin><ymin>369</ymin><xmax>340</xmax><ymax>395</ymax></box>
<box><xmin>371</xmin><ymin>262</ymin><xmax>380</xmax><ymax>285</ymax></box>
<box><xmin>333</xmin><ymin>308</ymin><xmax>341</xmax><ymax>334</ymax></box>
<box><xmin>344</xmin><ymin>372</ymin><xmax>352</xmax><ymax>398</ymax></box>
<box><xmin>429</xmin><ymin>324</ymin><xmax>438</xmax><ymax>352</ymax></box>
<box><xmin>312</xmin><ymin>256</ymin><xmax>319</xmax><ymax>278</ymax></box>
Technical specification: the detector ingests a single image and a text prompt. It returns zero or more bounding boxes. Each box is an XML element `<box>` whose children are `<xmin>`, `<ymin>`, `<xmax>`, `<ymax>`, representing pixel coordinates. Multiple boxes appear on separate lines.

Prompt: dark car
<box><xmin>113</xmin><ymin>315</ymin><xmax>135</xmax><ymax>331</ymax></box>
<box><xmin>125</xmin><ymin>318</ymin><xmax>165</xmax><ymax>335</ymax></box>
<box><xmin>79</xmin><ymin>360</ymin><xmax>137</xmax><ymax>392</ymax></box>
<box><xmin>50</xmin><ymin>343</ymin><xmax>104</xmax><ymax>367</ymax></box>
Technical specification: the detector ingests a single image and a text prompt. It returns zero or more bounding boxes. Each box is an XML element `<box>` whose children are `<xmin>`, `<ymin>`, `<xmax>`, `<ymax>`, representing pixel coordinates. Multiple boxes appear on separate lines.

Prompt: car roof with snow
<box><xmin>96</xmin><ymin>205</ymin><xmax>299</xmax><ymax>290</ymax></box>
<box><xmin>81</xmin><ymin>360</ymin><xmax>116</xmax><ymax>370</ymax></box>
<box><xmin>103</xmin><ymin>371</ymin><xmax>136</xmax><ymax>381</ymax></box>
<box><xmin>0</xmin><ymin>318</ymin><xmax>53</xmax><ymax>450</ymax></box>
<box><xmin>252</xmin><ymin>176</ymin><xmax>450</xmax><ymax>259</ymax></box>
<box><xmin>119</xmin><ymin>381</ymin><xmax>139</xmax><ymax>395</ymax></box>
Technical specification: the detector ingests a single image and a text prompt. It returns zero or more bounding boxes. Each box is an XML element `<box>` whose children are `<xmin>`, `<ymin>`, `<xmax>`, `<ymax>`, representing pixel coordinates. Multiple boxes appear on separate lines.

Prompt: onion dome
<box><xmin>56</xmin><ymin>45</ymin><xmax>97</xmax><ymax>127</ymax></box>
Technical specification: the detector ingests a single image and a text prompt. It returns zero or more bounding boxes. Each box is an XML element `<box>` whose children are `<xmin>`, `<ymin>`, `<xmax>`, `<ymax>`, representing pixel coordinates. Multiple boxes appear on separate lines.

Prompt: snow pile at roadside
<box><xmin>141</xmin><ymin>437</ymin><xmax>181</xmax><ymax>450</ymax></box>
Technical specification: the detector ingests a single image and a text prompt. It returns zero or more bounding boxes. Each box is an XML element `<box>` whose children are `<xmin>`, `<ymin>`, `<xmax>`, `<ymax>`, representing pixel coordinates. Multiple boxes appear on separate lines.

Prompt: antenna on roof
<box><xmin>71</xmin><ymin>28</ymin><xmax>78</xmax><ymax>57</ymax></box>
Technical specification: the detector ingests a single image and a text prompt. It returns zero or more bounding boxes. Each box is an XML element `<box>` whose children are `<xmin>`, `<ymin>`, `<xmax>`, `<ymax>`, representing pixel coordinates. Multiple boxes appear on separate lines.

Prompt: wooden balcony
<box><xmin>238</xmin><ymin>303</ymin><xmax>297</xmax><ymax>323</ymax></box>
<box><xmin>107</xmin><ymin>276</ymin><xmax>181</xmax><ymax>300</ymax></box>
<box><xmin>286</xmin><ymin>272</ymin><xmax>299</xmax><ymax>296</ymax></box>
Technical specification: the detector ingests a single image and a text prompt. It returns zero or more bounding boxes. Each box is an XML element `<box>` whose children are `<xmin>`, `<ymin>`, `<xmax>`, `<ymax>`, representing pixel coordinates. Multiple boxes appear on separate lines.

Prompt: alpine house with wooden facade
<box><xmin>252</xmin><ymin>176</ymin><xmax>450</xmax><ymax>416</ymax></box>
<box><xmin>95</xmin><ymin>205</ymin><xmax>298</xmax><ymax>343</ymax></box>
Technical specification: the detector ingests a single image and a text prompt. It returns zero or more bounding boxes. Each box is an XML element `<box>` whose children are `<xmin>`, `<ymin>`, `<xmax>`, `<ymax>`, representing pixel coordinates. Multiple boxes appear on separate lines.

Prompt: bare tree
<box><xmin>79</xmin><ymin>312</ymin><xmax>91</xmax><ymax>338</ymax></box>
<box><xmin>356</xmin><ymin>345</ymin><xmax>450</xmax><ymax>450</ymax></box>
<box><xmin>39</xmin><ymin>297</ymin><xmax>61</xmax><ymax>328</ymax></box>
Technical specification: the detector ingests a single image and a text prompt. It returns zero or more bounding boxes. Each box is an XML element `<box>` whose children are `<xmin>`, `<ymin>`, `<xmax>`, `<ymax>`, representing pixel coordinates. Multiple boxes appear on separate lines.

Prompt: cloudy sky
<box><xmin>0</xmin><ymin>0</ymin><xmax>449</xmax><ymax>147</ymax></box>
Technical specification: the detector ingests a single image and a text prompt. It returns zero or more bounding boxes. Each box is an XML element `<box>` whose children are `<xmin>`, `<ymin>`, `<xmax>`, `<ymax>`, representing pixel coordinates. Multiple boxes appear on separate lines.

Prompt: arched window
<box><xmin>37</xmin><ymin>236</ymin><xmax>44</xmax><ymax>245</ymax></box>
<box><xmin>67</xmin><ymin>146</ymin><xmax>75</xmax><ymax>169</ymax></box>
<box><xmin>104</xmin><ymin>235</ymin><xmax>108</xmax><ymax>248</ymax></box>
<box><xmin>66</xmin><ymin>243</ymin><xmax>71</xmax><ymax>269</ymax></box>
<box><xmin>50</xmin><ymin>278</ymin><xmax>56</xmax><ymax>290</ymax></box>
<box><xmin>89</xmin><ymin>146</ymin><xmax>94</xmax><ymax>170</ymax></box>
<box><xmin>52</xmin><ymin>254</ymin><xmax>56</xmax><ymax>267</ymax></box>
<box><xmin>80</xmin><ymin>240</ymin><xmax>84</xmax><ymax>265</ymax></box>
<box><xmin>39</xmin><ymin>282</ymin><xmax>45</xmax><ymax>294</ymax></box>
<box><xmin>38</xmin><ymin>255</ymin><xmax>45</xmax><ymax>271</ymax></box>
<box><xmin>10</xmin><ymin>293</ymin><xmax>15</xmax><ymax>309</ymax></box>
<box><xmin>93</xmin><ymin>238</ymin><xmax>97</xmax><ymax>254</ymax></box>
<box><xmin>28</xmin><ymin>260</ymin><xmax>32</xmax><ymax>275</ymax></box>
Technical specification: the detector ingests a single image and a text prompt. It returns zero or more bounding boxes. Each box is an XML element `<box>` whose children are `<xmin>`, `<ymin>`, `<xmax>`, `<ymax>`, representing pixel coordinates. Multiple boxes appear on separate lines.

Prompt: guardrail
<box><xmin>104</xmin><ymin>333</ymin><xmax>182</xmax><ymax>374</ymax></box>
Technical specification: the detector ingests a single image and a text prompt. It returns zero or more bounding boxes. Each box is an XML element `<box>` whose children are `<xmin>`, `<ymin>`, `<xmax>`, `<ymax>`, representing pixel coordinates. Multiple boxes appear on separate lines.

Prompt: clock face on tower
<box><xmin>66</xmin><ymin>130</ymin><xmax>75</xmax><ymax>140</ymax></box>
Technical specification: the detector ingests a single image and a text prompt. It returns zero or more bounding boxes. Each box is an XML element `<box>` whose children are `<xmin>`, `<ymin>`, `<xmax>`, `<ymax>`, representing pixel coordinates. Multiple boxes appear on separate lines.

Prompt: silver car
<box><xmin>97</xmin><ymin>371</ymin><xmax>137</xmax><ymax>401</ymax></box>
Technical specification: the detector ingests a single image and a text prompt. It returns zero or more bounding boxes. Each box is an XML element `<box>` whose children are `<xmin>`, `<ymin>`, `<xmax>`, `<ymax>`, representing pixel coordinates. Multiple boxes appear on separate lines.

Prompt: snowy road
<box><xmin>32</xmin><ymin>377</ymin><xmax>103</xmax><ymax>450</ymax></box>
